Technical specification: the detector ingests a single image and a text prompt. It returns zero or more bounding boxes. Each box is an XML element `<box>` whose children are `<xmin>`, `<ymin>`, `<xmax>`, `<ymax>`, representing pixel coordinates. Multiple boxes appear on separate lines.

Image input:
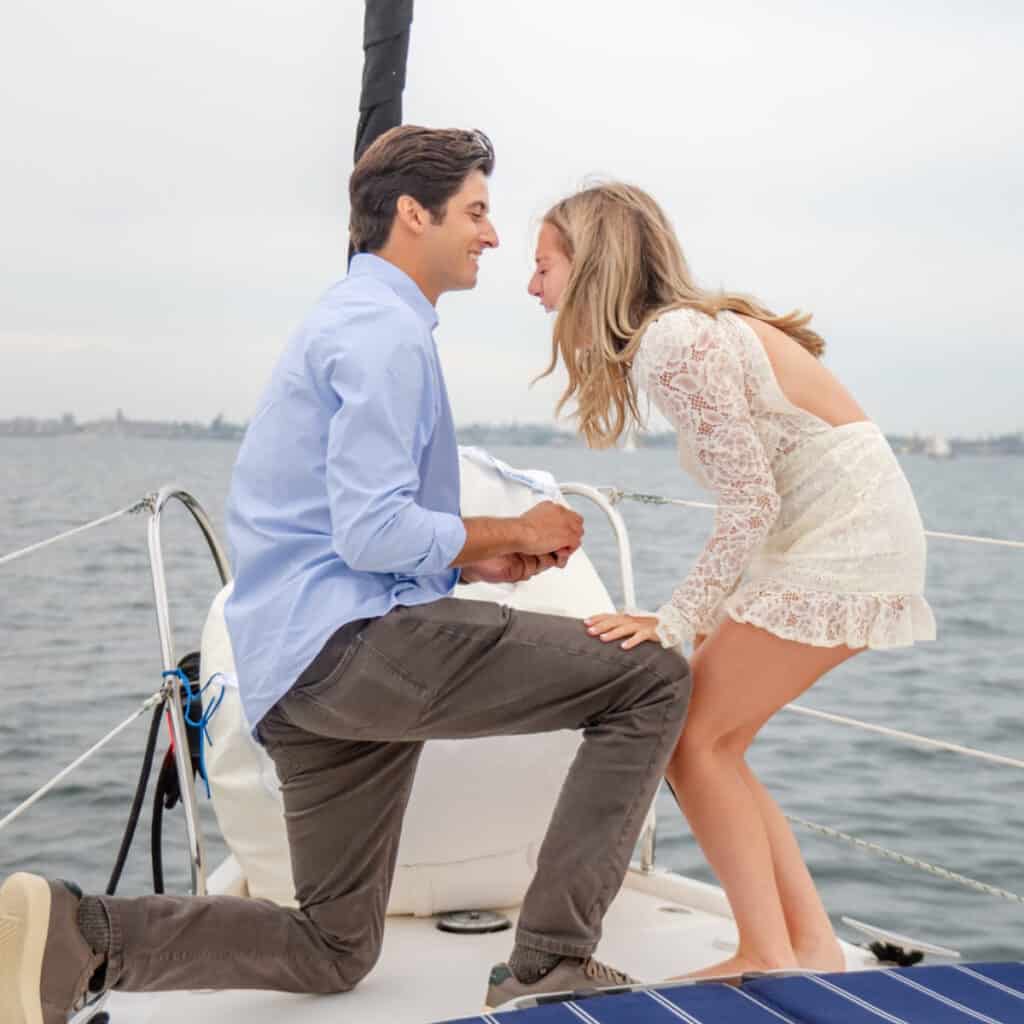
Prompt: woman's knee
<box><xmin>670</xmin><ymin>725</ymin><xmax>724</xmax><ymax>777</ymax></box>
<box><xmin>719</xmin><ymin>723</ymin><xmax>758</xmax><ymax>759</ymax></box>
<box><xmin>672</xmin><ymin>710</ymin><xmax>750</xmax><ymax>770</ymax></box>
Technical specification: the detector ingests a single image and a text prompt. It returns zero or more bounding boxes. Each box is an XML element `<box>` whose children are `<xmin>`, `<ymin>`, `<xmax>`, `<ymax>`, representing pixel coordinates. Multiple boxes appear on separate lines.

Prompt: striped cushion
<box><xmin>446</xmin><ymin>962</ymin><xmax>1024</xmax><ymax>1023</ymax></box>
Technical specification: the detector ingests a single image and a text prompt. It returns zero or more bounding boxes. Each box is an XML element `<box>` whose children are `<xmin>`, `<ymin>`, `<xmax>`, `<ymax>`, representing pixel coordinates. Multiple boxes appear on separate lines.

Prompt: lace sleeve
<box><xmin>637</xmin><ymin>311</ymin><xmax>782</xmax><ymax>649</ymax></box>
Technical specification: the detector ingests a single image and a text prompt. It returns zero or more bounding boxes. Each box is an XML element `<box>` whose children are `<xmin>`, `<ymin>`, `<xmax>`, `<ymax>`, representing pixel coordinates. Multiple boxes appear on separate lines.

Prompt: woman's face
<box><xmin>527</xmin><ymin>222</ymin><xmax>572</xmax><ymax>313</ymax></box>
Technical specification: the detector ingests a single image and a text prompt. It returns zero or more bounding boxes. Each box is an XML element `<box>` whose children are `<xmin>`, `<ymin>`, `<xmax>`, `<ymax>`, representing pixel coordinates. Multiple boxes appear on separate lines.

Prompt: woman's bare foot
<box><xmin>670</xmin><ymin>951</ymin><xmax>798</xmax><ymax>983</ymax></box>
<box><xmin>794</xmin><ymin>937</ymin><xmax>846</xmax><ymax>973</ymax></box>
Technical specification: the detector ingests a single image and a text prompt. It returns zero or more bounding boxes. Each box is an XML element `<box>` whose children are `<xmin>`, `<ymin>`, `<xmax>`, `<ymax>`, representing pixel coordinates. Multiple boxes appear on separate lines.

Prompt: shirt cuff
<box><xmin>654</xmin><ymin>602</ymin><xmax>695</xmax><ymax>651</ymax></box>
<box><xmin>425</xmin><ymin>511</ymin><xmax>467</xmax><ymax>576</ymax></box>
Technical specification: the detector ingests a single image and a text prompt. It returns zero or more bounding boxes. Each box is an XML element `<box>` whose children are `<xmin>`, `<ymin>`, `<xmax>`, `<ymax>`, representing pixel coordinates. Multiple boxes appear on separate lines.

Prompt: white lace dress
<box><xmin>630</xmin><ymin>307</ymin><xmax>937</xmax><ymax>651</ymax></box>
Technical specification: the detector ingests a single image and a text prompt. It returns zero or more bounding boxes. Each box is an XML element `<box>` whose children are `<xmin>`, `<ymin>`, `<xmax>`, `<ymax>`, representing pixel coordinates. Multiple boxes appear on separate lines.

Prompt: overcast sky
<box><xmin>2</xmin><ymin>0</ymin><xmax>1021</xmax><ymax>436</ymax></box>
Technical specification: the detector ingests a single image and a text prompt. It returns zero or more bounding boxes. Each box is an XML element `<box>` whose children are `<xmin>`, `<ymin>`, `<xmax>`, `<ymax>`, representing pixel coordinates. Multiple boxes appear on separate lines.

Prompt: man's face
<box><xmin>528</xmin><ymin>222</ymin><xmax>571</xmax><ymax>313</ymax></box>
<box><xmin>423</xmin><ymin>170</ymin><xmax>498</xmax><ymax>293</ymax></box>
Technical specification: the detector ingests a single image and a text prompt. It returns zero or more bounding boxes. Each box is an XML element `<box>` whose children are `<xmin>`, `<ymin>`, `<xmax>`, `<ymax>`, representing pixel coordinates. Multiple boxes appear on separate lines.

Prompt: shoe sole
<box><xmin>485</xmin><ymin>980</ymin><xmax>639</xmax><ymax>1013</ymax></box>
<box><xmin>0</xmin><ymin>873</ymin><xmax>50</xmax><ymax>1024</ymax></box>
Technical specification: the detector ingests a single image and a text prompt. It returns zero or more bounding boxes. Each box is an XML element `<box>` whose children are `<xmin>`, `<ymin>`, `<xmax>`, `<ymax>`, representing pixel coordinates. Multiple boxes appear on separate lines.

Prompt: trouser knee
<box><xmin>322</xmin><ymin>938</ymin><xmax>382</xmax><ymax>993</ymax></box>
<box><xmin>304</xmin><ymin>902</ymin><xmax>384</xmax><ymax>993</ymax></box>
<box><xmin>648</xmin><ymin>646</ymin><xmax>692</xmax><ymax>716</ymax></box>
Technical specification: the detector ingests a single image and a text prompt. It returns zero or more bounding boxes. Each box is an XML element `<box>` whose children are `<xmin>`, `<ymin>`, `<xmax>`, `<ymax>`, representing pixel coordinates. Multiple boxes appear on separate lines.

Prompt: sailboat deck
<box><xmin>104</xmin><ymin>865</ymin><xmax>875</xmax><ymax>1024</ymax></box>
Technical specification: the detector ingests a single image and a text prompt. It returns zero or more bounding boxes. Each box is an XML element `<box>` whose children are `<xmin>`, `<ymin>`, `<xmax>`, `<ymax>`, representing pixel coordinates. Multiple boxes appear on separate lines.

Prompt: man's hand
<box><xmin>518</xmin><ymin>501</ymin><xmax>584</xmax><ymax>557</ymax></box>
<box><xmin>461</xmin><ymin>552</ymin><xmax>560</xmax><ymax>585</ymax></box>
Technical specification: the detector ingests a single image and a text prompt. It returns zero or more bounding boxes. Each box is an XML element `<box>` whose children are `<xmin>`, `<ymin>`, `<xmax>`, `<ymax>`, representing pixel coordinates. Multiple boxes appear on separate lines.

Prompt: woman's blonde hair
<box><xmin>536</xmin><ymin>182</ymin><xmax>826</xmax><ymax>448</ymax></box>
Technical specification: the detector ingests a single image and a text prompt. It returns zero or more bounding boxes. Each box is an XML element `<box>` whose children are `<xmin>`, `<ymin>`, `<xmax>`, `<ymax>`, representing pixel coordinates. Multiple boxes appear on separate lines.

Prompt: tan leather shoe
<box><xmin>485</xmin><ymin>955</ymin><xmax>637</xmax><ymax>1010</ymax></box>
<box><xmin>0</xmin><ymin>873</ymin><xmax>105</xmax><ymax>1024</ymax></box>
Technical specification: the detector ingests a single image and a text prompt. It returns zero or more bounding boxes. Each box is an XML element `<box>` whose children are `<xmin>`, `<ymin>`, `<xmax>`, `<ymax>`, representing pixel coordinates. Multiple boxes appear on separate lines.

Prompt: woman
<box><xmin>527</xmin><ymin>183</ymin><xmax>936</xmax><ymax>979</ymax></box>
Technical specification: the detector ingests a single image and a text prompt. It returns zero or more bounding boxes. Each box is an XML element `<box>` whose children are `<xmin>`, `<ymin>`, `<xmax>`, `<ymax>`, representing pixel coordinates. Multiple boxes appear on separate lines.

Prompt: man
<box><xmin>0</xmin><ymin>127</ymin><xmax>690</xmax><ymax>1020</ymax></box>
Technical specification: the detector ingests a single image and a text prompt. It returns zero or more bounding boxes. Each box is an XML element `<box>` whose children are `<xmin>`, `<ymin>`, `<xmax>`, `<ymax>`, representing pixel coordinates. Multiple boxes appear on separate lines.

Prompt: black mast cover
<box><xmin>354</xmin><ymin>0</ymin><xmax>414</xmax><ymax>164</ymax></box>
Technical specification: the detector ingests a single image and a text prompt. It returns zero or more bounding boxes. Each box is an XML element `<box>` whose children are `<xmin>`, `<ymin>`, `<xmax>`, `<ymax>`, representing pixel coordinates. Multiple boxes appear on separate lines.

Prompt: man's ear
<box><xmin>395</xmin><ymin>195</ymin><xmax>428</xmax><ymax>237</ymax></box>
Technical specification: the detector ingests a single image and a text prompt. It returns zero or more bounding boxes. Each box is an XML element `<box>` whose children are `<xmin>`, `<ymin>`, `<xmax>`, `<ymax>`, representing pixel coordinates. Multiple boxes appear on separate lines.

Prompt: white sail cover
<box><xmin>203</xmin><ymin>448</ymin><xmax>620</xmax><ymax>915</ymax></box>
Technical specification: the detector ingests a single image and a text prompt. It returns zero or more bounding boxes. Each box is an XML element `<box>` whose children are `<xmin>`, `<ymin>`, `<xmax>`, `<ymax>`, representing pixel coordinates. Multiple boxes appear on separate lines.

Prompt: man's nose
<box><xmin>481</xmin><ymin>220</ymin><xmax>499</xmax><ymax>249</ymax></box>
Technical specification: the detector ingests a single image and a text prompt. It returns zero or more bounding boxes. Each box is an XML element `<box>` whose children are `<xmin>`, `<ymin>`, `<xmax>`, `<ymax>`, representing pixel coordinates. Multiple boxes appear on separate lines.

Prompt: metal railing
<box><xmin>2</xmin><ymin>480</ymin><xmax>1022</xmax><ymax>901</ymax></box>
<box><xmin>1</xmin><ymin>487</ymin><xmax>231</xmax><ymax>897</ymax></box>
<box><xmin>145</xmin><ymin>487</ymin><xmax>232</xmax><ymax>896</ymax></box>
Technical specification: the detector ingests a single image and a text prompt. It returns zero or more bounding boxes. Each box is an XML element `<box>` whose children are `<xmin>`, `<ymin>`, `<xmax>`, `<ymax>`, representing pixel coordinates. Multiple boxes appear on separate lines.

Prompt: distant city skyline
<box><xmin>3</xmin><ymin>410</ymin><xmax>1022</xmax><ymax>452</ymax></box>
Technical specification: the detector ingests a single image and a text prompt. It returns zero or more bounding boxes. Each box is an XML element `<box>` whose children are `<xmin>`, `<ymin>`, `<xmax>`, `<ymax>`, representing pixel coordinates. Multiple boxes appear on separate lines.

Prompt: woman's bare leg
<box><xmin>665</xmin><ymin>619</ymin><xmax>860</xmax><ymax>977</ymax></box>
<box><xmin>736</xmin><ymin>763</ymin><xmax>845</xmax><ymax>970</ymax></box>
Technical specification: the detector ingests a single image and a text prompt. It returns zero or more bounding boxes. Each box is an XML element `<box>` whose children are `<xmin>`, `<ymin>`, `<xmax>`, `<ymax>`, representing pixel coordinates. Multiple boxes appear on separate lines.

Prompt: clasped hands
<box><xmin>459</xmin><ymin>549</ymin><xmax>571</xmax><ymax>585</ymax></box>
<box><xmin>460</xmin><ymin>499</ymin><xmax>581</xmax><ymax>585</ymax></box>
<box><xmin>460</xmin><ymin>501</ymin><xmax>661</xmax><ymax>649</ymax></box>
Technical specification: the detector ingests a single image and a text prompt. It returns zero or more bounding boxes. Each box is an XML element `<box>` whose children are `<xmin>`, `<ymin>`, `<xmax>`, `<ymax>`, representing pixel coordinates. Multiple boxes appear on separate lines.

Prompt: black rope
<box><xmin>104</xmin><ymin>651</ymin><xmax>203</xmax><ymax>895</ymax></box>
<box><xmin>150</xmin><ymin>651</ymin><xmax>203</xmax><ymax>893</ymax></box>
<box><xmin>870</xmin><ymin>942</ymin><xmax>925</xmax><ymax>967</ymax></box>
<box><xmin>104</xmin><ymin>696</ymin><xmax>166</xmax><ymax>896</ymax></box>
<box><xmin>151</xmin><ymin>749</ymin><xmax>173</xmax><ymax>893</ymax></box>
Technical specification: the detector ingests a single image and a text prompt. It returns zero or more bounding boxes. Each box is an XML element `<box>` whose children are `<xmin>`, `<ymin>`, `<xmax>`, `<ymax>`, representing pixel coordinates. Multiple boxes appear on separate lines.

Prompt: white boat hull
<box><xmin>101</xmin><ymin>859</ymin><xmax>877</xmax><ymax>1024</ymax></box>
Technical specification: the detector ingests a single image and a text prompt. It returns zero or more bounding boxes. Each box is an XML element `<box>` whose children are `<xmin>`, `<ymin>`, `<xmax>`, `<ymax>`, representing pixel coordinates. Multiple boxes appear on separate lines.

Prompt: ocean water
<box><xmin>1</xmin><ymin>436</ymin><xmax>1022</xmax><ymax>961</ymax></box>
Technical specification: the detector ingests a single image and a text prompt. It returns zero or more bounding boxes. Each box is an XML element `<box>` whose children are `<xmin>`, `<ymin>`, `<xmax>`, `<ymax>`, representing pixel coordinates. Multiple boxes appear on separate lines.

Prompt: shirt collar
<box><xmin>348</xmin><ymin>253</ymin><xmax>439</xmax><ymax>331</ymax></box>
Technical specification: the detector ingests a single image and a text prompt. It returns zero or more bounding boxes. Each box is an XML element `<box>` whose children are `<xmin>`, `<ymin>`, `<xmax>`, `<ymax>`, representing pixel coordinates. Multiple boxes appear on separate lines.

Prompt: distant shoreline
<box><xmin>2</xmin><ymin>415</ymin><xmax>1022</xmax><ymax>456</ymax></box>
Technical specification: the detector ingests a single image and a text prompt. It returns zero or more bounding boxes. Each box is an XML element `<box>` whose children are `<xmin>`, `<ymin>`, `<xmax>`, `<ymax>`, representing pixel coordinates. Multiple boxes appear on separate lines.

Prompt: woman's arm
<box><xmin>639</xmin><ymin>312</ymin><xmax>781</xmax><ymax>649</ymax></box>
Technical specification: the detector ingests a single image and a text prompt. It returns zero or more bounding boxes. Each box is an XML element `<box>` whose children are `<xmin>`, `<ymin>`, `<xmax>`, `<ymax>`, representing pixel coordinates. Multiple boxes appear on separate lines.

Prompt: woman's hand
<box><xmin>584</xmin><ymin>612</ymin><xmax>661</xmax><ymax>650</ymax></box>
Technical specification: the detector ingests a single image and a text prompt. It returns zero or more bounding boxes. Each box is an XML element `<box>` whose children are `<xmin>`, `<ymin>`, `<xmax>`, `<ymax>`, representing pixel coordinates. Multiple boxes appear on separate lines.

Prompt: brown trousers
<box><xmin>100</xmin><ymin>598</ymin><xmax>690</xmax><ymax>993</ymax></box>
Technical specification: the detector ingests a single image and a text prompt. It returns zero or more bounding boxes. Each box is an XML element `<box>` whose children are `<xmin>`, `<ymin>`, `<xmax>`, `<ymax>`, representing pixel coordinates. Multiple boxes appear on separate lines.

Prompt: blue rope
<box><xmin>161</xmin><ymin>668</ymin><xmax>226</xmax><ymax>799</ymax></box>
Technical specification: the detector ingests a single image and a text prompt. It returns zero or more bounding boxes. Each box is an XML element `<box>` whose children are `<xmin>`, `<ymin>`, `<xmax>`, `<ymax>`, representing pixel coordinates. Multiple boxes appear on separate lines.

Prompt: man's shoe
<box><xmin>486</xmin><ymin>956</ymin><xmax>637</xmax><ymax>1009</ymax></box>
<box><xmin>0</xmin><ymin>873</ymin><xmax>105</xmax><ymax>1024</ymax></box>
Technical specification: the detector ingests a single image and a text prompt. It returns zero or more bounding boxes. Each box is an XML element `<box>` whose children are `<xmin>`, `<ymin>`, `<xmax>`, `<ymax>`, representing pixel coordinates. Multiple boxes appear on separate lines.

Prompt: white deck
<box><xmin>102</xmin><ymin>863</ymin><xmax>877</xmax><ymax>1024</ymax></box>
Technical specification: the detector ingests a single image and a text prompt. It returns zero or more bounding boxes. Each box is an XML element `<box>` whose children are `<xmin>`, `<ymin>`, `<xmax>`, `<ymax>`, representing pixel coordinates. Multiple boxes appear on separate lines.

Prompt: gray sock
<box><xmin>508</xmin><ymin>944</ymin><xmax>564</xmax><ymax>984</ymax></box>
<box><xmin>77</xmin><ymin>896</ymin><xmax>111</xmax><ymax>958</ymax></box>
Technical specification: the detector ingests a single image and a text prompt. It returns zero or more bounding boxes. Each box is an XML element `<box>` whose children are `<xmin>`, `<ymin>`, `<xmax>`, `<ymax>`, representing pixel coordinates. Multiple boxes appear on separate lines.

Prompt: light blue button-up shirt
<box><xmin>224</xmin><ymin>254</ymin><xmax>467</xmax><ymax>731</ymax></box>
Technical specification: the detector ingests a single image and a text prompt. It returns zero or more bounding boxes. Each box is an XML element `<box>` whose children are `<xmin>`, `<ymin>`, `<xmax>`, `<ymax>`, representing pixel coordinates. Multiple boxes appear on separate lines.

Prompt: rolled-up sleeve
<box><xmin>324</xmin><ymin>311</ymin><xmax>466</xmax><ymax>576</ymax></box>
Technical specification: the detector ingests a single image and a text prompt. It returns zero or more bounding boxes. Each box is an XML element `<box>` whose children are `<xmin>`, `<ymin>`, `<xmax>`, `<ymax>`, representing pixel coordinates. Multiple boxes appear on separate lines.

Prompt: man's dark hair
<box><xmin>349</xmin><ymin>126</ymin><xmax>495</xmax><ymax>253</ymax></box>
